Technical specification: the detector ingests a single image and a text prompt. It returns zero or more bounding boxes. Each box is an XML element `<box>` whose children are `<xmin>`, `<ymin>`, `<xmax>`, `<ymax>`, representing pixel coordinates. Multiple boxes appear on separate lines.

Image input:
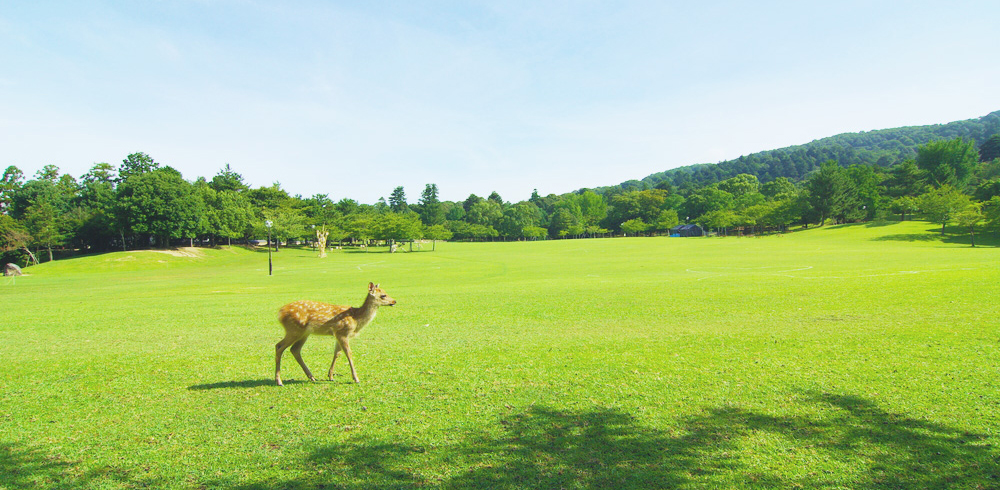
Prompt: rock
<box><xmin>3</xmin><ymin>263</ymin><xmax>22</xmax><ymax>276</ymax></box>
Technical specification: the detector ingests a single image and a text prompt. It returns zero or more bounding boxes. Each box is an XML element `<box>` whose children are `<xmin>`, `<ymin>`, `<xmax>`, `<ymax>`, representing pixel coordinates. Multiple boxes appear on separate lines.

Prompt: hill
<box><xmin>605</xmin><ymin>109</ymin><xmax>1000</xmax><ymax>191</ymax></box>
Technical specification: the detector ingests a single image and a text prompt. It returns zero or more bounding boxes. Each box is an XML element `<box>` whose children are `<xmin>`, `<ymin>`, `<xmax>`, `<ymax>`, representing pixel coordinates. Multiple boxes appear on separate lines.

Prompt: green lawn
<box><xmin>2</xmin><ymin>221</ymin><xmax>998</xmax><ymax>489</ymax></box>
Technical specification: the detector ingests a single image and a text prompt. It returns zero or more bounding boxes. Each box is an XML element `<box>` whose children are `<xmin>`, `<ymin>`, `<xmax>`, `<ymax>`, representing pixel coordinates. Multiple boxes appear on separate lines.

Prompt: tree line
<box><xmin>2</xmin><ymin>132</ymin><xmax>1000</xmax><ymax>266</ymax></box>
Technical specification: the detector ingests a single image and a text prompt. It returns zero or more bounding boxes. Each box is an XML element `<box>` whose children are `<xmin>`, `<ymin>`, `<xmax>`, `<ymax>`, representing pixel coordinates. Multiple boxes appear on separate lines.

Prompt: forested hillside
<box><xmin>3</xmin><ymin>110</ymin><xmax>1000</xmax><ymax>267</ymax></box>
<box><xmin>609</xmin><ymin>110</ymin><xmax>1000</xmax><ymax>190</ymax></box>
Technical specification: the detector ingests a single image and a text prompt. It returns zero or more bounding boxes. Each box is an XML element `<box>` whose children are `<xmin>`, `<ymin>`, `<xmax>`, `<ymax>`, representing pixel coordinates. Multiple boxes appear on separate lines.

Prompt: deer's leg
<box><xmin>336</xmin><ymin>335</ymin><xmax>360</xmax><ymax>383</ymax></box>
<box><xmin>290</xmin><ymin>337</ymin><xmax>317</xmax><ymax>382</ymax></box>
<box><xmin>327</xmin><ymin>343</ymin><xmax>342</xmax><ymax>380</ymax></box>
<box><xmin>275</xmin><ymin>332</ymin><xmax>302</xmax><ymax>387</ymax></box>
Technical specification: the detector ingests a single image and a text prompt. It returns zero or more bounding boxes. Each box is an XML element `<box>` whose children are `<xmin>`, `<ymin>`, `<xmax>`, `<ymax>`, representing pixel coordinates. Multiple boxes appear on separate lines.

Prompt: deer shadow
<box><xmin>187</xmin><ymin>379</ymin><xmax>301</xmax><ymax>390</ymax></box>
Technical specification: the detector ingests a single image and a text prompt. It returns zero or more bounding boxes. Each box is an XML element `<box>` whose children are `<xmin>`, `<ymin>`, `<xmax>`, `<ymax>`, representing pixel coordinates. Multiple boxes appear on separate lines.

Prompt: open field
<box><xmin>2</xmin><ymin>221</ymin><xmax>999</xmax><ymax>489</ymax></box>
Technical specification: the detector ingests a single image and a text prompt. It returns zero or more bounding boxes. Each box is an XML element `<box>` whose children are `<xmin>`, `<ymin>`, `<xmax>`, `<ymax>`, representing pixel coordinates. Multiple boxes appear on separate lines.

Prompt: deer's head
<box><xmin>369</xmin><ymin>282</ymin><xmax>396</xmax><ymax>307</ymax></box>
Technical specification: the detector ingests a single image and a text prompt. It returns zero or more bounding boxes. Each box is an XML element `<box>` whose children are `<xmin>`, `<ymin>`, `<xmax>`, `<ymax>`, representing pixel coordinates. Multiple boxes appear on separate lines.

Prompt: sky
<box><xmin>2</xmin><ymin>1</ymin><xmax>999</xmax><ymax>204</ymax></box>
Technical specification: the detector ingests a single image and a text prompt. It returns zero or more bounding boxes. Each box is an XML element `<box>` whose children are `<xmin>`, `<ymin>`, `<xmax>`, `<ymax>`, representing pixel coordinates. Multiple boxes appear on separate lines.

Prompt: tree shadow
<box><xmin>264</xmin><ymin>391</ymin><xmax>999</xmax><ymax>489</ymax></box>
<box><xmin>8</xmin><ymin>392</ymin><xmax>998</xmax><ymax>488</ymax></box>
<box><xmin>0</xmin><ymin>441</ymin><xmax>161</xmax><ymax>489</ymax></box>
<box><xmin>870</xmin><ymin>233</ymin><xmax>944</xmax><ymax>242</ymax></box>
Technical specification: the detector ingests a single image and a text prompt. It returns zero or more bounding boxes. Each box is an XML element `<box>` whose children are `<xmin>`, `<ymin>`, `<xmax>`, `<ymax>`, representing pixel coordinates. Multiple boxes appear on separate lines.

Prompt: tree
<box><xmin>919</xmin><ymin>185</ymin><xmax>970</xmax><ymax>235</ymax></box>
<box><xmin>700</xmin><ymin>209</ymin><xmax>738</xmax><ymax>235</ymax></box>
<box><xmin>653</xmin><ymin>209</ymin><xmax>680</xmax><ymax>234</ymax></box>
<box><xmin>207</xmin><ymin>189</ymin><xmax>255</xmax><ymax>246</ymax></box>
<box><xmin>890</xmin><ymin>196</ymin><xmax>919</xmax><ymax>221</ymax></box>
<box><xmin>82</xmin><ymin>163</ymin><xmax>117</xmax><ymax>185</ymax></box>
<box><xmin>498</xmin><ymin>202</ymin><xmax>543</xmax><ymax>239</ymax></box>
<box><xmin>804</xmin><ymin>161</ymin><xmax>848</xmax><ymax>225</ymax></box>
<box><xmin>373</xmin><ymin>211</ymin><xmax>423</xmax><ymax>248</ymax></box>
<box><xmin>954</xmin><ymin>202</ymin><xmax>984</xmax><ymax>247</ymax></box>
<box><xmin>488</xmin><ymin>191</ymin><xmax>504</xmax><ymax>206</ymax></box>
<box><xmin>916</xmin><ymin>138</ymin><xmax>978</xmax><ymax>189</ymax></box>
<box><xmin>680</xmin><ymin>186</ymin><xmax>734</xmax><ymax>224</ymax></box>
<box><xmin>760</xmin><ymin>177</ymin><xmax>795</xmax><ymax>200</ymax></box>
<box><xmin>466</xmin><ymin>200</ymin><xmax>503</xmax><ymax>229</ymax></box>
<box><xmin>620</xmin><ymin>218</ymin><xmax>648</xmax><ymax>236</ymax></box>
<box><xmin>261</xmin><ymin>207</ymin><xmax>306</xmax><ymax>251</ymax></box>
<box><xmin>75</xmin><ymin>163</ymin><xmax>119</xmax><ymax>251</ymax></box>
<box><xmin>388</xmin><ymin>186</ymin><xmax>408</xmax><ymax>213</ymax></box>
<box><xmin>0</xmin><ymin>166</ymin><xmax>25</xmax><ymax>215</ymax></box>
<box><xmin>979</xmin><ymin>134</ymin><xmax>1000</xmax><ymax>162</ymax></box>
<box><xmin>718</xmin><ymin>174</ymin><xmax>759</xmax><ymax>198</ymax></box>
<box><xmin>116</xmin><ymin>167</ymin><xmax>204</xmax><ymax>247</ymax></box>
<box><xmin>423</xmin><ymin>224</ymin><xmax>452</xmax><ymax>250</ymax></box>
<box><xmin>118</xmin><ymin>152</ymin><xmax>159</xmax><ymax>182</ymax></box>
<box><xmin>884</xmin><ymin>159</ymin><xmax>926</xmax><ymax>197</ymax></box>
<box><xmin>418</xmin><ymin>184</ymin><xmax>444</xmax><ymax>225</ymax></box>
<box><xmin>23</xmin><ymin>200</ymin><xmax>66</xmax><ymax>261</ymax></box>
<box><xmin>210</xmin><ymin>164</ymin><xmax>249</xmax><ymax>192</ymax></box>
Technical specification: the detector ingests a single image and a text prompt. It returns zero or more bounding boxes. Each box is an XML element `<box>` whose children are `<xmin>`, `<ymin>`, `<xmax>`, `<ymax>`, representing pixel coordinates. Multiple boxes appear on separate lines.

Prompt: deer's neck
<box><xmin>352</xmin><ymin>294</ymin><xmax>379</xmax><ymax>330</ymax></box>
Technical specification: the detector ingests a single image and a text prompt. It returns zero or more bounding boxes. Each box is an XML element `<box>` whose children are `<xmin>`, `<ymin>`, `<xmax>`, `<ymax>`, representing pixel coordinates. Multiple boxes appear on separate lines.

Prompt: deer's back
<box><xmin>279</xmin><ymin>300</ymin><xmax>352</xmax><ymax>335</ymax></box>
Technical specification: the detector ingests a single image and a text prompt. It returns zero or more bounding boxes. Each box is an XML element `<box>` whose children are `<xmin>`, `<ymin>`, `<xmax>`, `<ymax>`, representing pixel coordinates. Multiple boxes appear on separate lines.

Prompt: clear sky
<box><xmin>2</xmin><ymin>1</ymin><xmax>998</xmax><ymax>204</ymax></box>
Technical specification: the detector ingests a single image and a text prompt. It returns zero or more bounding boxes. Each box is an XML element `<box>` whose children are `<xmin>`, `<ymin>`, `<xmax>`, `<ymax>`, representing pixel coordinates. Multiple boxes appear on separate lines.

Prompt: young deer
<box><xmin>275</xmin><ymin>282</ymin><xmax>396</xmax><ymax>385</ymax></box>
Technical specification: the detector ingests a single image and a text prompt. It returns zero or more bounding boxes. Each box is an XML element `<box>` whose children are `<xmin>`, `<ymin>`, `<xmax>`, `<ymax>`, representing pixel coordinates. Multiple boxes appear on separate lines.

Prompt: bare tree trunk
<box><xmin>22</xmin><ymin>247</ymin><xmax>39</xmax><ymax>266</ymax></box>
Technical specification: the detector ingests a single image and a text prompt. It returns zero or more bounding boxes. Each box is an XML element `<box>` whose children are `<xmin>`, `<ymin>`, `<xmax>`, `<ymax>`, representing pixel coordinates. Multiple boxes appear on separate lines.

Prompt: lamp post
<box><xmin>265</xmin><ymin>220</ymin><xmax>273</xmax><ymax>276</ymax></box>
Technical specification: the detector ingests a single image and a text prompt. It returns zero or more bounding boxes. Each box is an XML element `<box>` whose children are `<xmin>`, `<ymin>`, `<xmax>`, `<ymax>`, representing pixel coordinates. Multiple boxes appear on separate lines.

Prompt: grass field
<box><xmin>2</xmin><ymin>220</ymin><xmax>999</xmax><ymax>489</ymax></box>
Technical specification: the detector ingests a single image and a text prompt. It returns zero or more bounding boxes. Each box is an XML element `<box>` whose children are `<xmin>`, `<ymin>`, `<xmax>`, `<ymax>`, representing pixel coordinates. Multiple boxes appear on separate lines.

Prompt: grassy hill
<box><xmin>2</xmin><ymin>224</ymin><xmax>998</xmax><ymax>488</ymax></box>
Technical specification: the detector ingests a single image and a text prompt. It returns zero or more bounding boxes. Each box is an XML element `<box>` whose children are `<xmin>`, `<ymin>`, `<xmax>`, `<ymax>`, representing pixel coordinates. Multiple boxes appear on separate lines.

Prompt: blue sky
<box><xmin>2</xmin><ymin>1</ymin><xmax>998</xmax><ymax>203</ymax></box>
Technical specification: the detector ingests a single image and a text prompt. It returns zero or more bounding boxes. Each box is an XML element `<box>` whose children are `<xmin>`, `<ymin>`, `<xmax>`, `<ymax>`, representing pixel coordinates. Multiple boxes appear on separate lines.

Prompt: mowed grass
<box><xmin>1</xmin><ymin>221</ymin><xmax>999</xmax><ymax>489</ymax></box>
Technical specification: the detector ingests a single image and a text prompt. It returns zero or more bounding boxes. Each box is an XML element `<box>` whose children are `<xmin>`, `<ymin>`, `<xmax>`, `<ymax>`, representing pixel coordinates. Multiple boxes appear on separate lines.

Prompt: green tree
<box><xmin>0</xmin><ymin>166</ymin><xmax>25</xmax><ymax>215</ymax></box>
<box><xmin>760</xmin><ymin>177</ymin><xmax>795</xmax><ymax>200</ymax></box>
<box><xmin>207</xmin><ymin>189</ymin><xmax>256</xmax><ymax>246</ymax></box>
<box><xmin>389</xmin><ymin>186</ymin><xmax>408</xmax><ymax>213</ymax></box>
<box><xmin>261</xmin><ymin>206</ymin><xmax>306</xmax><ymax>251</ymax></box>
<box><xmin>620</xmin><ymin>218</ymin><xmax>648</xmax><ymax>236</ymax></box>
<box><xmin>22</xmin><ymin>199</ymin><xmax>66</xmax><ymax>261</ymax></box>
<box><xmin>979</xmin><ymin>134</ymin><xmax>1000</xmax><ymax>162</ymax></box>
<box><xmin>373</xmin><ymin>211</ymin><xmax>423</xmax><ymax>247</ymax></box>
<box><xmin>919</xmin><ymin>185</ymin><xmax>970</xmax><ymax>235</ymax></box>
<box><xmin>718</xmin><ymin>174</ymin><xmax>759</xmax><ymax>198</ymax></box>
<box><xmin>498</xmin><ymin>202</ymin><xmax>543</xmax><ymax>239</ymax></box>
<box><xmin>890</xmin><ymin>196</ymin><xmax>920</xmax><ymax>221</ymax></box>
<box><xmin>653</xmin><ymin>209</ymin><xmax>680</xmax><ymax>234</ymax></box>
<box><xmin>680</xmin><ymin>186</ymin><xmax>734</xmax><ymax>223</ymax></box>
<box><xmin>916</xmin><ymin>138</ymin><xmax>978</xmax><ymax>189</ymax></box>
<box><xmin>466</xmin><ymin>200</ymin><xmax>503</xmax><ymax>228</ymax></box>
<box><xmin>804</xmin><ymin>161</ymin><xmax>848</xmax><ymax>225</ymax></box>
<box><xmin>74</xmin><ymin>163</ymin><xmax>119</xmax><ymax>250</ymax></box>
<box><xmin>884</xmin><ymin>159</ymin><xmax>926</xmax><ymax>197</ymax></box>
<box><xmin>418</xmin><ymin>184</ymin><xmax>444</xmax><ymax>225</ymax></box>
<box><xmin>488</xmin><ymin>191</ymin><xmax>504</xmax><ymax>206</ymax></box>
<box><xmin>118</xmin><ymin>152</ymin><xmax>159</xmax><ymax>182</ymax></box>
<box><xmin>210</xmin><ymin>164</ymin><xmax>249</xmax><ymax>192</ymax></box>
<box><xmin>422</xmin><ymin>224</ymin><xmax>452</xmax><ymax>250</ymax></box>
<box><xmin>954</xmin><ymin>202</ymin><xmax>984</xmax><ymax>247</ymax></box>
<box><xmin>700</xmin><ymin>209</ymin><xmax>738</xmax><ymax>235</ymax></box>
<box><xmin>116</xmin><ymin>167</ymin><xmax>204</xmax><ymax>247</ymax></box>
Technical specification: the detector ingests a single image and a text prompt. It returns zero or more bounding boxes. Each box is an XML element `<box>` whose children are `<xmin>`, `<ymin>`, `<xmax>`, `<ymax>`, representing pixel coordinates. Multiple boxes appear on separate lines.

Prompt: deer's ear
<box><xmin>368</xmin><ymin>282</ymin><xmax>374</xmax><ymax>291</ymax></box>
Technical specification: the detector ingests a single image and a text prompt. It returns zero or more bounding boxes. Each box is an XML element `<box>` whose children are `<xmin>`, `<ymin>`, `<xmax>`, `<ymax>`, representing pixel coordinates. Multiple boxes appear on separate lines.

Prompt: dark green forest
<box><xmin>3</xmin><ymin>110</ymin><xmax>1000</xmax><ymax>267</ymax></box>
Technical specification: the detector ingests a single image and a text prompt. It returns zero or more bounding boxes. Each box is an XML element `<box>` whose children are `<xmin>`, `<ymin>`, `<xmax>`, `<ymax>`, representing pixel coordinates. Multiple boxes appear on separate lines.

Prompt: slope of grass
<box><xmin>1</xmin><ymin>221</ymin><xmax>998</xmax><ymax>488</ymax></box>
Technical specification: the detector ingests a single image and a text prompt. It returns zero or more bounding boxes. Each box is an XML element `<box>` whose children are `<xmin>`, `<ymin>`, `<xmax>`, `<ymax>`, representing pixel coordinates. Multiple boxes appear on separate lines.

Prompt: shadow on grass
<box><xmin>7</xmin><ymin>393</ymin><xmax>998</xmax><ymax>488</ymax></box>
<box><xmin>870</xmin><ymin>226</ymin><xmax>1000</xmax><ymax>246</ymax></box>
<box><xmin>187</xmin><ymin>379</ymin><xmax>304</xmax><ymax>390</ymax></box>
<box><xmin>226</xmin><ymin>392</ymin><xmax>999</xmax><ymax>489</ymax></box>
<box><xmin>0</xmin><ymin>441</ymin><xmax>160</xmax><ymax>489</ymax></box>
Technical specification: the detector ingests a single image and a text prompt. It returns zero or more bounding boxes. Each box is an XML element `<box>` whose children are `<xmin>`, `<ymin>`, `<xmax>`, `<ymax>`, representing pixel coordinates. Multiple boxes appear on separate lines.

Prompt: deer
<box><xmin>275</xmin><ymin>282</ymin><xmax>396</xmax><ymax>385</ymax></box>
